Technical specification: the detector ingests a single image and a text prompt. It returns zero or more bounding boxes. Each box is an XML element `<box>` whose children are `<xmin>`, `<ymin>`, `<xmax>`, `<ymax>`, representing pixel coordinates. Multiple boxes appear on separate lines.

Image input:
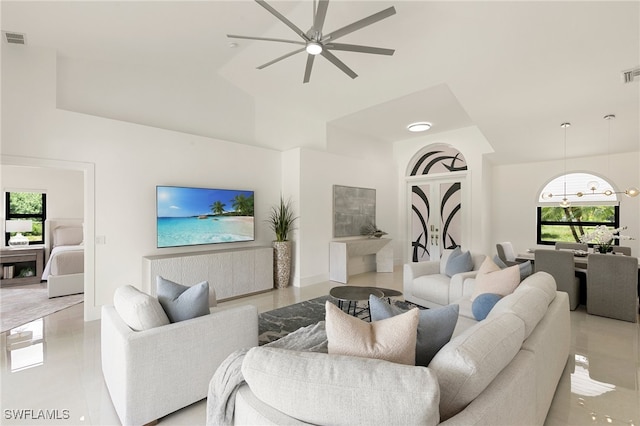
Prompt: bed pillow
<box><xmin>471</xmin><ymin>293</ymin><xmax>503</xmax><ymax>321</ymax></box>
<box><xmin>325</xmin><ymin>301</ymin><xmax>418</xmax><ymax>365</ymax></box>
<box><xmin>470</xmin><ymin>257</ymin><xmax>520</xmax><ymax>302</ymax></box>
<box><xmin>369</xmin><ymin>295</ymin><xmax>459</xmax><ymax>366</ymax></box>
<box><xmin>113</xmin><ymin>285</ymin><xmax>170</xmax><ymax>331</ymax></box>
<box><xmin>444</xmin><ymin>246</ymin><xmax>474</xmax><ymax>277</ymax></box>
<box><xmin>156</xmin><ymin>277</ymin><xmax>210</xmax><ymax>323</ymax></box>
<box><xmin>53</xmin><ymin>225</ymin><xmax>83</xmax><ymax>247</ymax></box>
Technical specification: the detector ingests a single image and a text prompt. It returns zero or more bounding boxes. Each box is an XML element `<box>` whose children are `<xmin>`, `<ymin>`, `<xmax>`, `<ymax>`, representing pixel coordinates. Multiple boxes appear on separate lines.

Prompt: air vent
<box><xmin>2</xmin><ymin>31</ymin><xmax>26</xmax><ymax>45</ymax></box>
<box><xmin>622</xmin><ymin>67</ymin><xmax>640</xmax><ymax>83</ymax></box>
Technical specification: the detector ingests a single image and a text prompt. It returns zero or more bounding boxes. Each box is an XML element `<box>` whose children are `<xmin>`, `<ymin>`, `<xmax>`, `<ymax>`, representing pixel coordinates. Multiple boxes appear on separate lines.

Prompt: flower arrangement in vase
<box><xmin>579</xmin><ymin>225</ymin><xmax>632</xmax><ymax>253</ymax></box>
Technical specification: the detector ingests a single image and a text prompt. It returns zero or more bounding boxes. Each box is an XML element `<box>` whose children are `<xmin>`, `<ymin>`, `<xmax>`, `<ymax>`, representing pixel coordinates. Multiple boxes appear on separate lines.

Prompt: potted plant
<box><xmin>267</xmin><ymin>197</ymin><xmax>298</xmax><ymax>288</ymax></box>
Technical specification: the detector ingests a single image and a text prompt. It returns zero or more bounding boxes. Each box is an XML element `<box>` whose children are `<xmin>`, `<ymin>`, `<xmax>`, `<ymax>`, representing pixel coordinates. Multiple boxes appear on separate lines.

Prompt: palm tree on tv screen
<box><xmin>210</xmin><ymin>201</ymin><xmax>226</xmax><ymax>216</ymax></box>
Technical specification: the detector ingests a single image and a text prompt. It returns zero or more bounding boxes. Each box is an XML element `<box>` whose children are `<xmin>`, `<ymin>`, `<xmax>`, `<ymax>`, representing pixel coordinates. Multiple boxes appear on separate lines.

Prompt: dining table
<box><xmin>515</xmin><ymin>249</ymin><xmax>640</xmax><ymax>270</ymax></box>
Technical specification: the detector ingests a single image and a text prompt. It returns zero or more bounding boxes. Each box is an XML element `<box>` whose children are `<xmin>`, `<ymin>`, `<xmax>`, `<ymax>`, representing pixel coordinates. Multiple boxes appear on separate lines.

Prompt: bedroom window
<box><xmin>4</xmin><ymin>191</ymin><xmax>47</xmax><ymax>246</ymax></box>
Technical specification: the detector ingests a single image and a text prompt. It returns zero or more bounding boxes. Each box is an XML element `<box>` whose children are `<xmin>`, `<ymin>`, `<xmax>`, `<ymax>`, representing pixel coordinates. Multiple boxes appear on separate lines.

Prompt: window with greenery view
<box><xmin>537</xmin><ymin>205</ymin><xmax>619</xmax><ymax>246</ymax></box>
<box><xmin>5</xmin><ymin>192</ymin><xmax>47</xmax><ymax>245</ymax></box>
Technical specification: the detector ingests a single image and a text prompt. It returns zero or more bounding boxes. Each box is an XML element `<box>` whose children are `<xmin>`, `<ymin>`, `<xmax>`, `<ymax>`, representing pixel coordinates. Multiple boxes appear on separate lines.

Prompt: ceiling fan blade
<box><xmin>227</xmin><ymin>34</ymin><xmax>305</xmax><ymax>46</ymax></box>
<box><xmin>257</xmin><ymin>47</ymin><xmax>306</xmax><ymax>70</ymax></box>
<box><xmin>325</xmin><ymin>43</ymin><xmax>394</xmax><ymax>56</ymax></box>
<box><xmin>323</xmin><ymin>6</ymin><xmax>396</xmax><ymax>42</ymax></box>
<box><xmin>303</xmin><ymin>54</ymin><xmax>315</xmax><ymax>84</ymax></box>
<box><xmin>313</xmin><ymin>0</ymin><xmax>330</xmax><ymax>33</ymax></box>
<box><xmin>320</xmin><ymin>49</ymin><xmax>357</xmax><ymax>79</ymax></box>
<box><xmin>255</xmin><ymin>0</ymin><xmax>310</xmax><ymax>41</ymax></box>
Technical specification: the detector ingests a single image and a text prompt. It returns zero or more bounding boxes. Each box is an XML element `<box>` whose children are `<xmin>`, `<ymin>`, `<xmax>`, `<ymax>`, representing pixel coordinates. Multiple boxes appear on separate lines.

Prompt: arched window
<box><xmin>537</xmin><ymin>172</ymin><xmax>620</xmax><ymax>245</ymax></box>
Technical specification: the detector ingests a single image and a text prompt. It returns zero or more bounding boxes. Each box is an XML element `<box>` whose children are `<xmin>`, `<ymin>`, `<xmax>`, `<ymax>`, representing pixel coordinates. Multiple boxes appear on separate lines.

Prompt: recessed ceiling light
<box><xmin>407</xmin><ymin>122</ymin><xmax>432</xmax><ymax>132</ymax></box>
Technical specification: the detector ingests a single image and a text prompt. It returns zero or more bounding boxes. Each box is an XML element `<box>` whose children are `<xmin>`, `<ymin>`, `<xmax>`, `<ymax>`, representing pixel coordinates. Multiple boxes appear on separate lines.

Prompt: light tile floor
<box><xmin>1</xmin><ymin>267</ymin><xmax>638</xmax><ymax>425</ymax></box>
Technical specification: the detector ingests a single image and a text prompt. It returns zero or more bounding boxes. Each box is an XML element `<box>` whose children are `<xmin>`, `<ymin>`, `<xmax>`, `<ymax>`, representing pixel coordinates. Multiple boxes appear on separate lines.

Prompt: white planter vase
<box><xmin>273</xmin><ymin>241</ymin><xmax>292</xmax><ymax>289</ymax></box>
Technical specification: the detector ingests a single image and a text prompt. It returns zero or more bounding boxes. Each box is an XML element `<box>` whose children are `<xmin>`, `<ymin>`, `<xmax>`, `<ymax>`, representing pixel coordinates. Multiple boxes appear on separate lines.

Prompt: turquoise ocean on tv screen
<box><xmin>157</xmin><ymin>216</ymin><xmax>254</xmax><ymax>248</ymax></box>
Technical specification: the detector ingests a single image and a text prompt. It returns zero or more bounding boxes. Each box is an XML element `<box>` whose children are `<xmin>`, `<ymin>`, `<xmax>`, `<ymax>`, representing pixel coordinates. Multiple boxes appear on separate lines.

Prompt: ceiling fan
<box><xmin>228</xmin><ymin>0</ymin><xmax>396</xmax><ymax>83</ymax></box>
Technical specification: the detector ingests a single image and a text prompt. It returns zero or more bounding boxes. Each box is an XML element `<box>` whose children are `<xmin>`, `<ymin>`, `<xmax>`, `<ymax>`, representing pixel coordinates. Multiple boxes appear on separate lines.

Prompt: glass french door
<box><xmin>410</xmin><ymin>178</ymin><xmax>464</xmax><ymax>262</ymax></box>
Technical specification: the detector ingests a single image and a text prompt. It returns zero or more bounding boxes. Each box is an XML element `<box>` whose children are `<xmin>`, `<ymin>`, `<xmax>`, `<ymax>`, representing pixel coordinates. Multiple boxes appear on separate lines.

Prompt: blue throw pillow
<box><xmin>492</xmin><ymin>255</ymin><xmax>533</xmax><ymax>281</ymax></box>
<box><xmin>156</xmin><ymin>276</ymin><xmax>210</xmax><ymax>323</ymax></box>
<box><xmin>369</xmin><ymin>295</ymin><xmax>459</xmax><ymax>367</ymax></box>
<box><xmin>471</xmin><ymin>293</ymin><xmax>503</xmax><ymax>321</ymax></box>
<box><xmin>445</xmin><ymin>247</ymin><xmax>474</xmax><ymax>277</ymax></box>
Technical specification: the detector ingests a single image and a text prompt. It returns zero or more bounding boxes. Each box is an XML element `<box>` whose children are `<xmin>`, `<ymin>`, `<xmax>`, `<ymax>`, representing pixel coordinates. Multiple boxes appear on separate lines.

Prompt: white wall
<box><xmin>1</xmin><ymin>165</ymin><xmax>84</xmax><ymax>226</ymax></box>
<box><xmin>492</xmin><ymin>152</ymin><xmax>640</xmax><ymax>257</ymax></box>
<box><xmin>2</xmin><ymin>45</ymin><xmax>282</xmax><ymax>320</ymax></box>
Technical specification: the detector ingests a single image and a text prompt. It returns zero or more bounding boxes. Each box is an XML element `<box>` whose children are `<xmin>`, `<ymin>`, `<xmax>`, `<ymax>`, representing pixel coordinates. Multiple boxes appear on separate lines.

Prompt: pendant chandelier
<box><xmin>541</xmin><ymin>115</ymin><xmax>639</xmax><ymax>206</ymax></box>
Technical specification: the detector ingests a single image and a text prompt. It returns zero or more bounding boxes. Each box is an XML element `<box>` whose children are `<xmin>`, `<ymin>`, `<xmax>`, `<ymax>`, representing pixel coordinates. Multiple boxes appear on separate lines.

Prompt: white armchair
<box><xmin>101</xmin><ymin>303</ymin><xmax>258</xmax><ymax>426</ymax></box>
<box><xmin>404</xmin><ymin>249</ymin><xmax>486</xmax><ymax>308</ymax></box>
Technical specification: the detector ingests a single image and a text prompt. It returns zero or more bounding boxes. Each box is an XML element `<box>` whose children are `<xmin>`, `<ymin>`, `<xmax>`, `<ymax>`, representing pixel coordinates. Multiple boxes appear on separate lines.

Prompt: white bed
<box><xmin>43</xmin><ymin>219</ymin><xmax>84</xmax><ymax>298</ymax></box>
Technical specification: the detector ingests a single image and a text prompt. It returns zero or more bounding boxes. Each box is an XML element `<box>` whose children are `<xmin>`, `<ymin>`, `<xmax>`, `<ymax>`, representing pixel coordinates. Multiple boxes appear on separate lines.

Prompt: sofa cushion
<box><xmin>471</xmin><ymin>293</ymin><xmax>503</xmax><ymax>321</ymax></box>
<box><xmin>487</xmin><ymin>286</ymin><xmax>550</xmax><ymax>339</ymax></box>
<box><xmin>325</xmin><ymin>301</ymin><xmax>418</xmax><ymax>365</ymax></box>
<box><xmin>241</xmin><ymin>347</ymin><xmax>440</xmax><ymax>426</ymax></box>
<box><xmin>493</xmin><ymin>255</ymin><xmax>533</xmax><ymax>281</ymax></box>
<box><xmin>429</xmin><ymin>312</ymin><xmax>526</xmax><ymax>420</ymax></box>
<box><xmin>113</xmin><ymin>285</ymin><xmax>170</xmax><ymax>331</ymax></box>
<box><xmin>471</xmin><ymin>257</ymin><xmax>520</xmax><ymax>302</ymax></box>
<box><xmin>369</xmin><ymin>295</ymin><xmax>459</xmax><ymax>366</ymax></box>
<box><xmin>445</xmin><ymin>247</ymin><xmax>474</xmax><ymax>277</ymax></box>
<box><xmin>156</xmin><ymin>277</ymin><xmax>210</xmax><ymax>323</ymax></box>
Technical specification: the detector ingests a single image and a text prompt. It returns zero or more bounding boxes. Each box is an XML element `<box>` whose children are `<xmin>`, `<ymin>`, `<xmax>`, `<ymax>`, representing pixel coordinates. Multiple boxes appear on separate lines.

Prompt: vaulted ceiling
<box><xmin>2</xmin><ymin>1</ymin><xmax>639</xmax><ymax>164</ymax></box>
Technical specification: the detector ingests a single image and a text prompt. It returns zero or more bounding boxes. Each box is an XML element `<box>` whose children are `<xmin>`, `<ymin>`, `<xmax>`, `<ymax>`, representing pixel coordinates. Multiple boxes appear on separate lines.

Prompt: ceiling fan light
<box><xmin>306</xmin><ymin>42</ymin><xmax>322</xmax><ymax>55</ymax></box>
<box><xmin>407</xmin><ymin>122</ymin><xmax>432</xmax><ymax>132</ymax></box>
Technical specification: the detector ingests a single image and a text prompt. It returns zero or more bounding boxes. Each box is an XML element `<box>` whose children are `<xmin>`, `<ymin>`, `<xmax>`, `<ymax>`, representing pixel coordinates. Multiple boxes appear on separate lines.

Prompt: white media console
<box><xmin>329</xmin><ymin>238</ymin><xmax>393</xmax><ymax>283</ymax></box>
<box><xmin>142</xmin><ymin>246</ymin><xmax>273</xmax><ymax>301</ymax></box>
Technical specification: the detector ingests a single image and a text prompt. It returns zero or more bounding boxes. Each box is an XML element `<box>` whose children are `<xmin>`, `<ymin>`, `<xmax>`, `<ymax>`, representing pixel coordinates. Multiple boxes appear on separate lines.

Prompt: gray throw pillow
<box><xmin>492</xmin><ymin>255</ymin><xmax>533</xmax><ymax>281</ymax></box>
<box><xmin>444</xmin><ymin>246</ymin><xmax>473</xmax><ymax>277</ymax></box>
<box><xmin>156</xmin><ymin>276</ymin><xmax>210</xmax><ymax>323</ymax></box>
<box><xmin>369</xmin><ymin>295</ymin><xmax>459</xmax><ymax>367</ymax></box>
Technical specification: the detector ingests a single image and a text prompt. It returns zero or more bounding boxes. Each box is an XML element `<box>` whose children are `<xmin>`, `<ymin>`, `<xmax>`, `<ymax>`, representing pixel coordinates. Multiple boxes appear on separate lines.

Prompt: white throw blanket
<box><xmin>206</xmin><ymin>321</ymin><xmax>328</xmax><ymax>426</ymax></box>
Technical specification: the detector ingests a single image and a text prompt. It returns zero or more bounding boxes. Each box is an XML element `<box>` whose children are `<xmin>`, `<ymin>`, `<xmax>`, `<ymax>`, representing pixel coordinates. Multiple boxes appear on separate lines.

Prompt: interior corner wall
<box><xmin>296</xmin><ymin>146</ymin><xmax>398</xmax><ymax>286</ymax></box>
<box><xmin>491</xmin><ymin>151</ymin><xmax>640</xmax><ymax>258</ymax></box>
<box><xmin>281</xmin><ymin>148</ymin><xmax>302</xmax><ymax>287</ymax></box>
<box><xmin>2</xmin><ymin>45</ymin><xmax>283</xmax><ymax>320</ymax></box>
<box><xmin>393</xmin><ymin>126</ymin><xmax>494</xmax><ymax>262</ymax></box>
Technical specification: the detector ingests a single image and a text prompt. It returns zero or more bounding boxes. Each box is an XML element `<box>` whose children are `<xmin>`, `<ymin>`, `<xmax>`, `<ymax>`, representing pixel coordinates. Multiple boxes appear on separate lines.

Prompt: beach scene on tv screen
<box><xmin>157</xmin><ymin>186</ymin><xmax>254</xmax><ymax>248</ymax></box>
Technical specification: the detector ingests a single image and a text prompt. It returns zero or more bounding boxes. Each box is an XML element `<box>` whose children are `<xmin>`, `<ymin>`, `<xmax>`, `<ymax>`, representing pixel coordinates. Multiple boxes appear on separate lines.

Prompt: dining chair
<box><xmin>496</xmin><ymin>242</ymin><xmax>519</xmax><ymax>266</ymax></box>
<box><xmin>612</xmin><ymin>246</ymin><xmax>632</xmax><ymax>256</ymax></box>
<box><xmin>535</xmin><ymin>249</ymin><xmax>580</xmax><ymax>310</ymax></box>
<box><xmin>555</xmin><ymin>242</ymin><xmax>588</xmax><ymax>252</ymax></box>
<box><xmin>586</xmin><ymin>254</ymin><xmax>638</xmax><ymax>323</ymax></box>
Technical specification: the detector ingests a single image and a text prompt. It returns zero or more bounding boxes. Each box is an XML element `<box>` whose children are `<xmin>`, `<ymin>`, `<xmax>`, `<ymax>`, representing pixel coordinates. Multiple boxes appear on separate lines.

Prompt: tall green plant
<box><xmin>268</xmin><ymin>197</ymin><xmax>297</xmax><ymax>242</ymax></box>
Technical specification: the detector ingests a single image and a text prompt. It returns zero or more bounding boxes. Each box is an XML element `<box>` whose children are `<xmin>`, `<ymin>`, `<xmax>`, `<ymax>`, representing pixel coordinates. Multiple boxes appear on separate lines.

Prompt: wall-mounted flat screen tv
<box><xmin>156</xmin><ymin>186</ymin><xmax>255</xmax><ymax>248</ymax></box>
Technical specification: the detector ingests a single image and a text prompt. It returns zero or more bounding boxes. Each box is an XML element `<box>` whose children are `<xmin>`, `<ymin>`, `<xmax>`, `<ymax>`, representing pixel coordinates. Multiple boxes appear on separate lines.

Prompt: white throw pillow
<box><xmin>471</xmin><ymin>257</ymin><xmax>520</xmax><ymax>302</ymax></box>
<box><xmin>325</xmin><ymin>301</ymin><xmax>419</xmax><ymax>365</ymax></box>
<box><xmin>113</xmin><ymin>285</ymin><xmax>170</xmax><ymax>331</ymax></box>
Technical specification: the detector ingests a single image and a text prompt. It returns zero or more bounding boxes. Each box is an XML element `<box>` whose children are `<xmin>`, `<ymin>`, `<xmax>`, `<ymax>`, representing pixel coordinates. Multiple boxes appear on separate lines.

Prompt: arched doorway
<box><xmin>406</xmin><ymin>144</ymin><xmax>468</xmax><ymax>262</ymax></box>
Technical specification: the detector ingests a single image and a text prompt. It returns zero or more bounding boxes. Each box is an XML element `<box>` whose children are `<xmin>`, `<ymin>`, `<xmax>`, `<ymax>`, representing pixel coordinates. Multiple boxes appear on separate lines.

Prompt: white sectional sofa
<box><xmin>404</xmin><ymin>249</ymin><xmax>486</xmax><ymax>308</ymax></box>
<box><xmin>217</xmin><ymin>271</ymin><xmax>570</xmax><ymax>425</ymax></box>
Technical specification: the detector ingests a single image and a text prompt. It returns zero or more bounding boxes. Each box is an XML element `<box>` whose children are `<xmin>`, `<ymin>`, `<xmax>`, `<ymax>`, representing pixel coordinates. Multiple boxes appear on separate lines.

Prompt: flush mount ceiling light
<box><xmin>407</xmin><ymin>122</ymin><xmax>432</xmax><ymax>133</ymax></box>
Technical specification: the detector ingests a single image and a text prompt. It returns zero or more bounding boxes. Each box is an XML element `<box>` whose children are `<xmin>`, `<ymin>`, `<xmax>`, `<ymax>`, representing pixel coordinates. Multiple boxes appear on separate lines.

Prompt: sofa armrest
<box><xmin>101</xmin><ymin>304</ymin><xmax>258</xmax><ymax>426</ymax></box>
<box><xmin>404</xmin><ymin>261</ymin><xmax>441</xmax><ymax>300</ymax></box>
<box><xmin>449</xmin><ymin>271</ymin><xmax>479</xmax><ymax>301</ymax></box>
